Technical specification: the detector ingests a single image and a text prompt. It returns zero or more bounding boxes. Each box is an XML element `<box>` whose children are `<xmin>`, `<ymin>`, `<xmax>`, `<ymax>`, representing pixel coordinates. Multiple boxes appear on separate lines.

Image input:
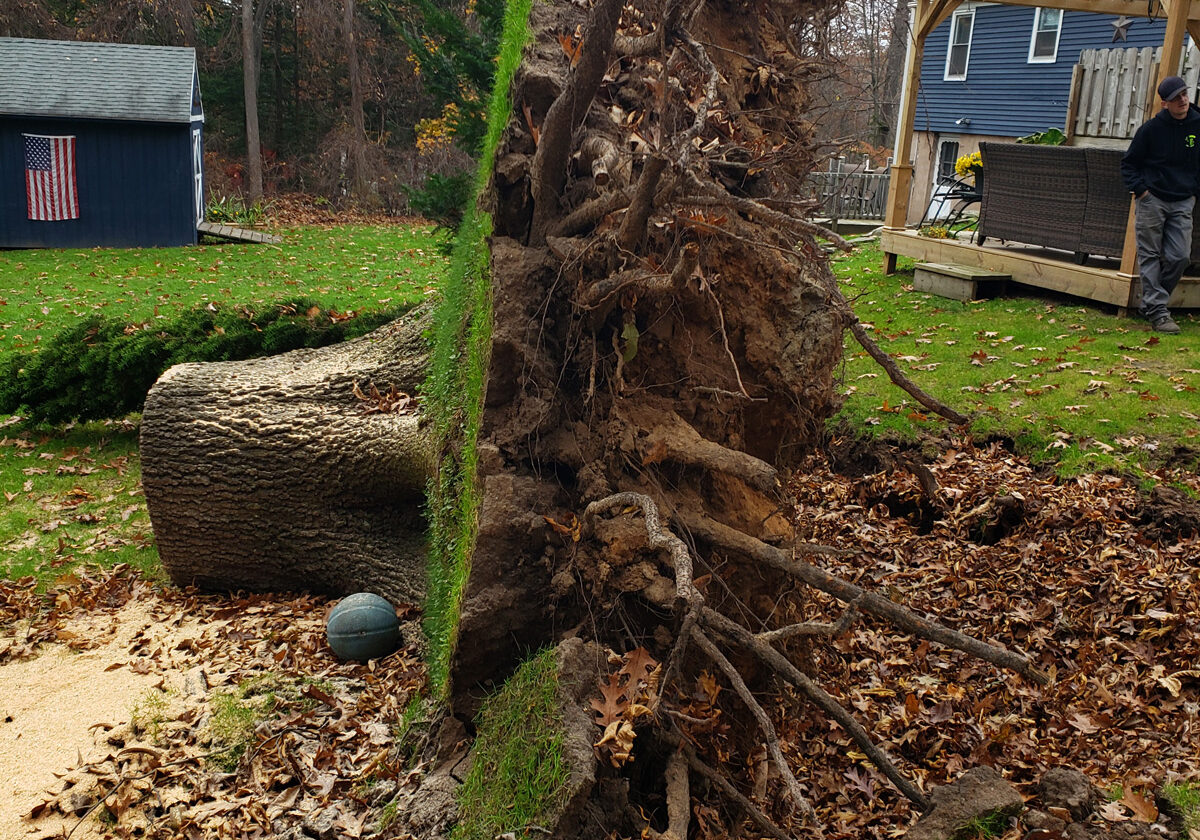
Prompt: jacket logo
<box><xmin>1189</xmin><ymin>135</ymin><xmax>1197</xmax><ymax>147</ymax></box>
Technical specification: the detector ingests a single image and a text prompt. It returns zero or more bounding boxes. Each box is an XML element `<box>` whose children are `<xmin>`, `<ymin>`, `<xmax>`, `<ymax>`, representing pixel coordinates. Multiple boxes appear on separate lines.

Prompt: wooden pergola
<box><xmin>881</xmin><ymin>0</ymin><xmax>1200</xmax><ymax>311</ymax></box>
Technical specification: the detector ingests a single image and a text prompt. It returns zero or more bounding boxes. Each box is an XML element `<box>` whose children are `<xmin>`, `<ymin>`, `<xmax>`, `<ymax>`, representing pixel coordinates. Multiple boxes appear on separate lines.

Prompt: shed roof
<box><xmin>0</xmin><ymin>37</ymin><xmax>200</xmax><ymax>124</ymax></box>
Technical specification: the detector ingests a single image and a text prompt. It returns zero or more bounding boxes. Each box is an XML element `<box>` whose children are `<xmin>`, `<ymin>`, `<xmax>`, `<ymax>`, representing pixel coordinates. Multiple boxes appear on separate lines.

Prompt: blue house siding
<box><xmin>0</xmin><ymin>117</ymin><xmax>199</xmax><ymax>248</ymax></box>
<box><xmin>919</xmin><ymin>6</ymin><xmax>1167</xmax><ymax>137</ymax></box>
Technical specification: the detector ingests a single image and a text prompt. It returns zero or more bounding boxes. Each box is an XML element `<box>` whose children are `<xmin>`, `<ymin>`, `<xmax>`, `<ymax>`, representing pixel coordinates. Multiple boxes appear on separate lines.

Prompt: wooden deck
<box><xmin>197</xmin><ymin>221</ymin><xmax>282</xmax><ymax>245</ymax></box>
<box><xmin>881</xmin><ymin>227</ymin><xmax>1200</xmax><ymax>312</ymax></box>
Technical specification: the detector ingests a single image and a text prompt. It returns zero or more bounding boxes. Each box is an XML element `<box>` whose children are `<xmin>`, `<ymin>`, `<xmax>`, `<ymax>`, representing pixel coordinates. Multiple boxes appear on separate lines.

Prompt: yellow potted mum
<box><xmin>954</xmin><ymin>151</ymin><xmax>983</xmax><ymax>183</ymax></box>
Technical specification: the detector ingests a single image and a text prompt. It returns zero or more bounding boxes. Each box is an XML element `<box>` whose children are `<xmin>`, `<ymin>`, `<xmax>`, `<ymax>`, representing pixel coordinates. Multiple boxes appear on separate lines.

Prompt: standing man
<box><xmin>1121</xmin><ymin>75</ymin><xmax>1200</xmax><ymax>333</ymax></box>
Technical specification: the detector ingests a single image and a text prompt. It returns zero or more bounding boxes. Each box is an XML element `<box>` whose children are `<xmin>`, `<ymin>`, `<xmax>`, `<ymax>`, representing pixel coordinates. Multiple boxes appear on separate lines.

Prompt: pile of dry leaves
<box><xmin>778</xmin><ymin>437</ymin><xmax>1200</xmax><ymax>838</ymax></box>
<box><xmin>3</xmin><ymin>437</ymin><xmax>1198</xmax><ymax>840</ymax></box>
<box><xmin>2</xmin><ymin>566</ymin><xmax>424</xmax><ymax>840</ymax></box>
<box><xmin>265</xmin><ymin>195</ymin><xmax>426</xmax><ymax>229</ymax></box>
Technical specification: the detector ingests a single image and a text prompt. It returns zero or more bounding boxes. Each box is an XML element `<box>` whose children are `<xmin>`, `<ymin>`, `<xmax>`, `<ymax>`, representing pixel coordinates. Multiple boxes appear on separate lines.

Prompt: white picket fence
<box><xmin>1073</xmin><ymin>45</ymin><xmax>1200</xmax><ymax>141</ymax></box>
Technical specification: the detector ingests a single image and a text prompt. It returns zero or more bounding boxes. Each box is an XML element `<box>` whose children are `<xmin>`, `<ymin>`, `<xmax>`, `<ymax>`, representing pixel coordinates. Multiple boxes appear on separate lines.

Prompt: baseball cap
<box><xmin>1158</xmin><ymin>75</ymin><xmax>1188</xmax><ymax>101</ymax></box>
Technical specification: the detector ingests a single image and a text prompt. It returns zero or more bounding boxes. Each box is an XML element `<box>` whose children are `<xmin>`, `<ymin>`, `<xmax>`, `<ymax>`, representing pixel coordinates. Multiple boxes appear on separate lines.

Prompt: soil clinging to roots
<box><xmin>447</xmin><ymin>1</ymin><xmax>1045</xmax><ymax>837</ymax></box>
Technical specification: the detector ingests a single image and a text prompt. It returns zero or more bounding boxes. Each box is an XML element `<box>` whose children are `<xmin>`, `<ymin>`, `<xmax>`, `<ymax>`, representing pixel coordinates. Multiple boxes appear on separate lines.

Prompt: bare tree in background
<box><xmin>0</xmin><ymin>0</ymin><xmax>66</xmax><ymax>38</ymax></box>
<box><xmin>5</xmin><ymin>0</ymin><xmax>197</xmax><ymax>45</ymax></box>
<box><xmin>344</xmin><ymin>0</ymin><xmax>370</xmax><ymax>201</ymax></box>
<box><xmin>879</xmin><ymin>0</ymin><xmax>910</xmax><ymax>147</ymax></box>
<box><xmin>243</xmin><ymin>0</ymin><xmax>265</xmax><ymax>201</ymax></box>
<box><xmin>813</xmin><ymin>0</ymin><xmax>908</xmax><ymax>153</ymax></box>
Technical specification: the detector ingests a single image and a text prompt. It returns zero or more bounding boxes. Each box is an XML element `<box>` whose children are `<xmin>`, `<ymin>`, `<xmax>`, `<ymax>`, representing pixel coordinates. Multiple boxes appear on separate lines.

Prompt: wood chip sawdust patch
<box><xmin>0</xmin><ymin>566</ymin><xmax>424</xmax><ymax>839</ymax></box>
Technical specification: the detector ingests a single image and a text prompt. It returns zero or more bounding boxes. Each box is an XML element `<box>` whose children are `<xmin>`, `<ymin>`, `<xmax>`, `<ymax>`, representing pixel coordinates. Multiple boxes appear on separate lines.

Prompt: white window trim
<box><xmin>1027</xmin><ymin>7</ymin><xmax>1062</xmax><ymax>64</ymax></box>
<box><xmin>935</xmin><ymin>137</ymin><xmax>962</xmax><ymax>187</ymax></box>
<box><xmin>943</xmin><ymin>8</ymin><xmax>975</xmax><ymax>81</ymax></box>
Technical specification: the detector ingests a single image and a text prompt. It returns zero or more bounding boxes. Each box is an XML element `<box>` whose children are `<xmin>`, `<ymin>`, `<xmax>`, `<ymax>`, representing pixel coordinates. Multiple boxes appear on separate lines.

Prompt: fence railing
<box><xmin>806</xmin><ymin>170</ymin><xmax>889</xmax><ymax>221</ymax></box>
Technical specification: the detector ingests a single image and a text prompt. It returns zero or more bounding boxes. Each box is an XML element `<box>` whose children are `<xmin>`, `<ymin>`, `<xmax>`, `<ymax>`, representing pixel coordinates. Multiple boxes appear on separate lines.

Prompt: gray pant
<box><xmin>1134</xmin><ymin>192</ymin><xmax>1193</xmax><ymax>321</ymax></box>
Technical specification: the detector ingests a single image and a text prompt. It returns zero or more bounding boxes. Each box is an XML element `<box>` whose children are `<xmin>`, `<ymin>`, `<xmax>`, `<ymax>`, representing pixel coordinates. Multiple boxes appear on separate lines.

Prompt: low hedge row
<box><xmin>0</xmin><ymin>300</ymin><xmax>409</xmax><ymax>424</ymax></box>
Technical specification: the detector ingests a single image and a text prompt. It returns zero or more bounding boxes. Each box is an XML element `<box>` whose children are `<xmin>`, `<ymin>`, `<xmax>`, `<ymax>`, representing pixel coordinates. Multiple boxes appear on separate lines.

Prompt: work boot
<box><xmin>1152</xmin><ymin>314</ymin><xmax>1181</xmax><ymax>334</ymax></box>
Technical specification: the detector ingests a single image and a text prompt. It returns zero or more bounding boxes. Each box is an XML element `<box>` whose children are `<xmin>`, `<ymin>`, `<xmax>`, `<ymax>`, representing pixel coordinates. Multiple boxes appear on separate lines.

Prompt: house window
<box><xmin>1028</xmin><ymin>8</ymin><xmax>1062</xmax><ymax>63</ymax></box>
<box><xmin>944</xmin><ymin>9</ymin><xmax>974</xmax><ymax>80</ymax></box>
<box><xmin>937</xmin><ymin>140</ymin><xmax>960</xmax><ymax>185</ymax></box>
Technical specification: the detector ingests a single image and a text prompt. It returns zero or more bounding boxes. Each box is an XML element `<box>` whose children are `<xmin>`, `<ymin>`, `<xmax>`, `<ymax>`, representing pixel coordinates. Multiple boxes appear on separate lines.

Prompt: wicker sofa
<box><xmin>976</xmin><ymin>142</ymin><xmax>1127</xmax><ymax>261</ymax></box>
<box><xmin>1080</xmin><ymin>148</ymin><xmax>1130</xmax><ymax>259</ymax></box>
<box><xmin>977</xmin><ymin>141</ymin><xmax>1200</xmax><ymax>264</ymax></box>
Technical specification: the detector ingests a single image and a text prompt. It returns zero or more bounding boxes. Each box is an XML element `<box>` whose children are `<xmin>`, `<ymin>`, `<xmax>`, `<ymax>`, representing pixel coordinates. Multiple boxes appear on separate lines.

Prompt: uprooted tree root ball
<box><xmin>448</xmin><ymin>0</ymin><xmax>1033</xmax><ymax>837</ymax></box>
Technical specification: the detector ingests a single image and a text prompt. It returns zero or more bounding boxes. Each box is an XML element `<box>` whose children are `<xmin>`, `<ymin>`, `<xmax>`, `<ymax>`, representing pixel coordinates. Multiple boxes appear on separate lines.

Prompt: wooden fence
<box><xmin>1072</xmin><ymin>45</ymin><xmax>1200</xmax><ymax>141</ymax></box>
<box><xmin>807</xmin><ymin>170</ymin><xmax>889</xmax><ymax>220</ymax></box>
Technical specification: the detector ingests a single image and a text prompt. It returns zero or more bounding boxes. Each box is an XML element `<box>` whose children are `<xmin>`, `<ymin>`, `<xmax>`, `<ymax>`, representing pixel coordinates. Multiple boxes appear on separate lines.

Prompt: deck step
<box><xmin>913</xmin><ymin>262</ymin><xmax>1010</xmax><ymax>302</ymax></box>
<box><xmin>197</xmin><ymin>221</ymin><xmax>282</xmax><ymax>245</ymax></box>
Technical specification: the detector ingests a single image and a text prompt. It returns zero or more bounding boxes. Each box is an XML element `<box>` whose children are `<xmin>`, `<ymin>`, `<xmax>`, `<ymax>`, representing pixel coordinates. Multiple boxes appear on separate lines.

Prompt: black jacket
<box><xmin>1122</xmin><ymin>103</ymin><xmax>1200</xmax><ymax>201</ymax></box>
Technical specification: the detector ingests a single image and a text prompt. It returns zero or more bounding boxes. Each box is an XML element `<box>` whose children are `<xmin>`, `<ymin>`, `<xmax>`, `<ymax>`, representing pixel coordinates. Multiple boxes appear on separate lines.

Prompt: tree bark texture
<box><xmin>344</xmin><ymin>0</ymin><xmax>370</xmax><ymax>200</ymax></box>
<box><xmin>141</xmin><ymin>307</ymin><xmax>433</xmax><ymax>602</ymax></box>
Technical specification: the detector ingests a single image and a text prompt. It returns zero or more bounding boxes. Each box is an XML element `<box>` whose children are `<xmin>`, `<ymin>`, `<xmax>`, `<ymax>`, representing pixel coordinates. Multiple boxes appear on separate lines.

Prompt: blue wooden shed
<box><xmin>0</xmin><ymin>37</ymin><xmax>204</xmax><ymax>249</ymax></box>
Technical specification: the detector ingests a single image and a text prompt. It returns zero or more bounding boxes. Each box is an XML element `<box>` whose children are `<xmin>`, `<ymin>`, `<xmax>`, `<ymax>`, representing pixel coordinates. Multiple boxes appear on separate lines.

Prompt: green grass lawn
<box><xmin>4</xmin><ymin>229</ymin><xmax>1198</xmax><ymax>585</ymax></box>
<box><xmin>0</xmin><ymin>225</ymin><xmax>446</xmax><ymax>357</ymax></box>
<box><xmin>0</xmin><ymin>418</ymin><xmax>153</xmax><ymax>583</ymax></box>
<box><xmin>0</xmin><ymin>224</ymin><xmax>447</xmax><ymax>584</ymax></box>
<box><xmin>833</xmin><ymin>240</ymin><xmax>1200</xmax><ymax>477</ymax></box>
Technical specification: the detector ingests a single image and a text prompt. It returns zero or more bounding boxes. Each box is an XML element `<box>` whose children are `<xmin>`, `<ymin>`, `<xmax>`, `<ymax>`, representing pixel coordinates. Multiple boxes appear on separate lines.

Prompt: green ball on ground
<box><xmin>326</xmin><ymin>592</ymin><xmax>400</xmax><ymax>661</ymax></box>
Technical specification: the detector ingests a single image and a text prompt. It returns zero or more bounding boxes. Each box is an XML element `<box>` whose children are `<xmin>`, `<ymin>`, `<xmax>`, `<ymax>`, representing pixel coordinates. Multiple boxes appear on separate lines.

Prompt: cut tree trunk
<box><xmin>140</xmin><ymin>307</ymin><xmax>433</xmax><ymax>601</ymax></box>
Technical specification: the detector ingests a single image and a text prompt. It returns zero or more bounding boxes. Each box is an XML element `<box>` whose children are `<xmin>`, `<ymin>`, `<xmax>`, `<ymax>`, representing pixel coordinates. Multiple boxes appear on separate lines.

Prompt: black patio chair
<box><xmin>920</xmin><ymin>173</ymin><xmax>982</xmax><ymax>231</ymax></box>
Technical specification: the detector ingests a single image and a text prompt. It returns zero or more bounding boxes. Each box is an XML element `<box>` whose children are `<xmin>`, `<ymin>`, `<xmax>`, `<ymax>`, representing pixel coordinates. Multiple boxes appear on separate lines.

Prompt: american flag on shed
<box><xmin>24</xmin><ymin>134</ymin><xmax>79</xmax><ymax>221</ymax></box>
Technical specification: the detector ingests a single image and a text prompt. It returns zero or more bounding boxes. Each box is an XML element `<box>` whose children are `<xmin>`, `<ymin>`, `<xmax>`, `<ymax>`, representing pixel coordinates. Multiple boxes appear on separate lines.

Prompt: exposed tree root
<box><xmin>665</xmin><ymin>731</ymin><xmax>795</xmax><ymax>840</ymax></box>
<box><xmin>660</xmin><ymin>748</ymin><xmax>691</xmax><ymax>840</ymax></box>
<box><xmin>680</xmin><ymin>511</ymin><xmax>1049</xmax><ymax>683</ymax></box>
<box><xmin>578</xmin><ymin>135</ymin><xmax>621</xmax><ymax>187</ymax></box>
<box><xmin>680</xmin><ymin>172</ymin><xmax>852</xmax><ymax>251</ymax></box>
<box><xmin>617</xmin><ymin>155</ymin><xmax>668</xmax><ymax>252</ymax></box>
<box><xmin>638</xmin><ymin>411</ymin><xmax>778</xmax><ymax>493</ymax></box>
<box><xmin>755</xmin><ymin>599</ymin><xmax>859</xmax><ymax>643</ymax></box>
<box><xmin>848</xmin><ymin>320</ymin><xmax>972</xmax><ymax>426</ymax></box>
<box><xmin>690</xmin><ymin>627</ymin><xmax>819</xmax><ymax>824</ymax></box>
<box><xmin>529</xmin><ymin>0</ymin><xmax>624</xmax><ymax>243</ymax></box>
<box><xmin>699</xmin><ymin>606</ymin><xmax>930</xmax><ymax>810</ymax></box>
<box><xmin>581</xmin><ymin>489</ymin><xmax>1048</xmax><ymax>824</ymax></box>
<box><xmin>584</xmin><ymin>492</ymin><xmax>701</xmax><ymax>613</ymax></box>
<box><xmin>552</xmin><ymin>190</ymin><xmax>630</xmax><ymax>239</ymax></box>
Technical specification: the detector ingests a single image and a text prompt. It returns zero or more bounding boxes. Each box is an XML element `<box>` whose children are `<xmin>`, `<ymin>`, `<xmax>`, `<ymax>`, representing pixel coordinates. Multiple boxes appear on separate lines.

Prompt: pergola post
<box><xmin>883</xmin><ymin>1</ymin><xmax>961</xmax><ymax>272</ymax></box>
<box><xmin>882</xmin><ymin>21</ymin><xmax>920</xmax><ymax>272</ymax></box>
<box><xmin>1161</xmin><ymin>0</ymin><xmax>1190</xmax><ymax>77</ymax></box>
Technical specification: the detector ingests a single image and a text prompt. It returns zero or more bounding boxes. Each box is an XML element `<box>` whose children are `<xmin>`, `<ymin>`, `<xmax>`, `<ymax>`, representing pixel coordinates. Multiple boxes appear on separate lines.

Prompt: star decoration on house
<box><xmin>1111</xmin><ymin>15</ymin><xmax>1132</xmax><ymax>42</ymax></box>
